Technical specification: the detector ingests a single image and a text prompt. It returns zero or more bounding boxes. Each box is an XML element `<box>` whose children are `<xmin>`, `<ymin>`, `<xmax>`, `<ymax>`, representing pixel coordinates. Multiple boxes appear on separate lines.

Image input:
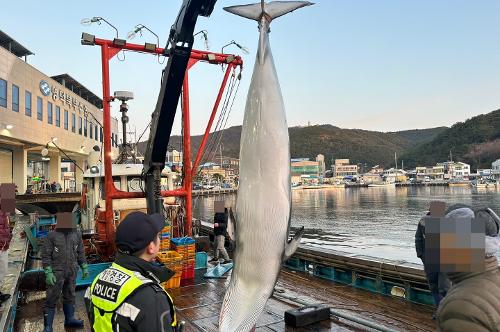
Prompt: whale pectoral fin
<box><xmin>227</xmin><ymin>207</ymin><xmax>237</xmax><ymax>241</ymax></box>
<box><xmin>283</xmin><ymin>226</ymin><xmax>304</xmax><ymax>262</ymax></box>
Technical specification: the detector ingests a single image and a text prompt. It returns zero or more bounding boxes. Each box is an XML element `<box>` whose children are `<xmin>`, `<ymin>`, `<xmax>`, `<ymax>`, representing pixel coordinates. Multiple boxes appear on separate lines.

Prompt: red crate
<box><xmin>181</xmin><ymin>260</ymin><xmax>195</xmax><ymax>280</ymax></box>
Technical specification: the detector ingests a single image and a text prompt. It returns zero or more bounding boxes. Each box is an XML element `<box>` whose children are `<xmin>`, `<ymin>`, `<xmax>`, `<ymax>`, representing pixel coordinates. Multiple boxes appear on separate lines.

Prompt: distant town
<box><xmin>163</xmin><ymin>150</ymin><xmax>500</xmax><ymax>189</ymax></box>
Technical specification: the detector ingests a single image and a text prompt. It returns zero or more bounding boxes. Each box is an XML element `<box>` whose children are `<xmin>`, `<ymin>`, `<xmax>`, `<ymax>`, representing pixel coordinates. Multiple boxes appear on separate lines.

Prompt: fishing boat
<box><xmin>448</xmin><ymin>178</ymin><xmax>470</xmax><ymax>187</ymax></box>
<box><xmin>368</xmin><ymin>181</ymin><xmax>396</xmax><ymax>187</ymax></box>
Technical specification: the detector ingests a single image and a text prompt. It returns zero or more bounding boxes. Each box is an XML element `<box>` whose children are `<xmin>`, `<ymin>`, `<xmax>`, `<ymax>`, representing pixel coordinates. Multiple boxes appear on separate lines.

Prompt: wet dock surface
<box><xmin>174</xmin><ymin>268</ymin><xmax>436</xmax><ymax>332</ymax></box>
<box><xmin>14</xmin><ymin>265</ymin><xmax>436</xmax><ymax>331</ymax></box>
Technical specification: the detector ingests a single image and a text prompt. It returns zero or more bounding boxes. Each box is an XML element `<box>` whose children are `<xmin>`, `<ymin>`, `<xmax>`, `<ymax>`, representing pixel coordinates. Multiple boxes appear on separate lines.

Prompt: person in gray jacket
<box><xmin>41</xmin><ymin>212</ymin><xmax>89</xmax><ymax>332</ymax></box>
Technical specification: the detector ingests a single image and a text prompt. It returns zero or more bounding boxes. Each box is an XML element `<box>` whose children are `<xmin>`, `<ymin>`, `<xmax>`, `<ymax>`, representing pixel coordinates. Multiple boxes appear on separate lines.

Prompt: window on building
<box><xmin>0</xmin><ymin>79</ymin><xmax>6</xmax><ymax>108</ymax></box>
<box><xmin>12</xmin><ymin>84</ymin><xmax>19</xmax><ymax>112</ymax></box>
<box><xmin>47</xmin><ymin>102</ymin><xmax>53</xmax><ymax>124</ymax></box>
<box><xmin>55</xmin><ymin>106</ymin><xmax>60</xmax><ymax>127</ymax></box>
<box><xmin>89</xmin><ymin>122</ymin><xmax>93</xmax><ymax>139</ymax></box>
<box><xmin>78</xmin><ymin>116</ymin><xmax>82</xmax><ymax>135</ymax></box>
<box><xmin>71</xmin><ymin>113</ymin><xmax>76</xmax><ymax>132</ymax></box>
<box><xmin>64</xmin><ymin>110</ymin><xmax>68</xmax><ymax>130</ymax></box>
<box><xmin>25</xmin><ymin>91</ymin><xmax>31</xmax><ymax>116</ymax></box>
<box><xmin>37</xmin><ymin>97</ymin><xmax>43</xmax><ymax>121</ymax></box>
<box><xmin>95</xmin><ymin>125</ymin><xmax>98</xmax><ymax>141</ymax></box>
<box><xmin>84</xmin><ymin>118</ymin><xmax>88</xmax><ymax>137</ymax></box>
<box><xmin>100</xmin><ymin>127</ymin><xmax>103</xmax><ymax>142</ymax></box>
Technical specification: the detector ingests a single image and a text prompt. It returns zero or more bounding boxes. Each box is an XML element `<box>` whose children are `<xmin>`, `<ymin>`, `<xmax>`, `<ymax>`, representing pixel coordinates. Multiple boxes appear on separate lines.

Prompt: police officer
<box><xmin>85</xmin><ymin>211</ymin><xmax>179</xmax><ymax>331</ymax></box>
<box><xmin>42</xmin><ymin>212</ymin><xmax>89</xmax><ymax>332</ymax></box>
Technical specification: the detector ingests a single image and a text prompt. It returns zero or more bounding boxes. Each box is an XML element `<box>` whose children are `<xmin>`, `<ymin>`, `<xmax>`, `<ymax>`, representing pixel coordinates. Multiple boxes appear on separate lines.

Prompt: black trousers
<box><xmin>45</xmin><ymin>268</ymin><xmax>77</xmax><ymax>309</ymax></box>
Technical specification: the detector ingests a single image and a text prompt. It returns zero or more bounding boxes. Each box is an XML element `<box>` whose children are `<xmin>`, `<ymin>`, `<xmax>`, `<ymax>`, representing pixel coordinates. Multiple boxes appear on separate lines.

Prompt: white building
<box><xmin>492</xmin><ymin>159</ymin><xmax>500</xmax><ymax>180</ymax></box>
<box><xmin>0</xmin><ymin>30</ymin><xmax>119</xmax><ymax>193</ymax></box>
<box><xmin>438</xmin><ymin>161</ymin><xmax>471</xmax><ymax>180</ymax></box>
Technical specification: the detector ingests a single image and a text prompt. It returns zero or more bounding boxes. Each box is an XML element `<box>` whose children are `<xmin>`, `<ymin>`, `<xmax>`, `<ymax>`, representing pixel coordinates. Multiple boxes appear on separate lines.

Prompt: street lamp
<box><xmin>81</xmin><ymin>16</ymin><xmax>119</xmax><ymax>38</ymax></box>
<box><xmin>194</xmin><ymin>30</ymin><xmax>210</xmax><ymax>50</ymax></box>
<box><xmin>221</xmin><ymin>40</ymin><xmax>249</xmax><ymax>55</ymax></box>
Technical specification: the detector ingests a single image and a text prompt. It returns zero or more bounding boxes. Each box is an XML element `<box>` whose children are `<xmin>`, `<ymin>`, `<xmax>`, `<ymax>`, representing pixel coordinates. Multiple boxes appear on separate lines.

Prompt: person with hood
<box><xmin>437</xmin><ymin>204</ymin><xmax>500</xmax><ymax>331</ymax></box>
<box><xmin>415</xmin><ymin>204</ymin><xmax>451</xmax><ymax>314</ymax></box>
<box><xmin>41</xmin><ymin>212</ymin><xmax>89</xmax><ymax>332</ymax></box>
<box><xmin>85</xmin><ymin>211</ymin><xmax>180</xmax><ymax>331</ymax></box>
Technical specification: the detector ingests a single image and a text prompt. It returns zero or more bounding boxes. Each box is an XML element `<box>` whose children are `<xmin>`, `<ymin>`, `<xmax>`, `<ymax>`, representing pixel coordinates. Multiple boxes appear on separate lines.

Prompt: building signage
<box><xmin>39</xmin><ymin>80</ymin><xmax>51</xmax><ymax>96</ymax></box>
<box><xmin>39</xmin><ymin>79</ymin><xmax>88</xmax><ymax>113</ymax></box>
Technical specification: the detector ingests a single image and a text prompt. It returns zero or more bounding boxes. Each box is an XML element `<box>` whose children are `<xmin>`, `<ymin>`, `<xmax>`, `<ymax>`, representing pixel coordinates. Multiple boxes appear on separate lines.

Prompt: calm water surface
<box><xmin>192</xmin><ymin>186</ymin><xmax>500</xmax><ymax>264</ymax></box>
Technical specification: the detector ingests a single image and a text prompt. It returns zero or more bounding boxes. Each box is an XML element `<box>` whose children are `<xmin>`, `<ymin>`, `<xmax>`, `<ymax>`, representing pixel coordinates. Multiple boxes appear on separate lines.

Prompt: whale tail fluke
<box><xmin>224</xmin><ymin>1</ymin><xmax>313</xmax><ymax>23</ymax></box>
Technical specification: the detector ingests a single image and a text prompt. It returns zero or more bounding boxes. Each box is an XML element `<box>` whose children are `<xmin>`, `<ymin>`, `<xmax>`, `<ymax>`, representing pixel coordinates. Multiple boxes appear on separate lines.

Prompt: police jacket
<box><xmin>41</xmin><ymin>229</ymin><xmax>86</xmax><ymax>271</ymax></box>
<box><xmin>85</xmin><ymin>253</ymin><xmax>176</xmax><ymax>332</ymax></box>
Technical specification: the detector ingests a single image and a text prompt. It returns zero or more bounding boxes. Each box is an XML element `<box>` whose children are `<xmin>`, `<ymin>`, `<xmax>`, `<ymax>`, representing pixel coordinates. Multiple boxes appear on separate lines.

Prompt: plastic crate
<box><xmin>160</xmin><ymin>239</ymin><xmax>171</xmax><ymax>250</ymax></box>
<box><xmin>195</xmin><ymin>252</ymin><xmax>208</xmax><ymax>269</ymax></box>
<box><xmin>76</xmin><ymin>262</ymin><xmax>112</xmax><ymax>287</ymax></box>
<box><xmin>157</xmin><ymin>250</ymin><xmax>183</xmax><ymax>276</ymax></box>
<box><xmin>171</xmin><ymin>237</ymin><xmax>195</xmax><ymax>246</ymax></box>
<box><xmin>181</xmin><ymin>260</ymin><xmax>195</xmax><ymax>280</ymax></box>
<box><xmin>162</xmin><ymin>275</ymin><xmax>181</xmax><ymax>289</ymax></box>
<box><xmin>157</xmin><ymin>251</ymin><xmax>182</xmax><ymax>264</ymax></box>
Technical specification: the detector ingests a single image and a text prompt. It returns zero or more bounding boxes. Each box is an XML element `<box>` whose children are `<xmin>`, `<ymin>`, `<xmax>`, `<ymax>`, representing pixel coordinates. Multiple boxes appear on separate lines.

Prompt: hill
<box><xmin>401</xmin><ymin>109</ymin><xmax>500</xmax><ymax>169</ymax></box>
<box><xmin>136</xmin><ymin>125</ymin><xmax>446</xmax><ymax>168</ymax></box>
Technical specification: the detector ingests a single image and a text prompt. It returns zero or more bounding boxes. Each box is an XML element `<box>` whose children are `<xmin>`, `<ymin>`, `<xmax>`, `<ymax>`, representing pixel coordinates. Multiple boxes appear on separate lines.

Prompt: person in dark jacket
<box><xmin>209</xmin><ymin>202</ymin><xmax>231</xmax><ymax>264</ymax></box>
<box><xmin>85</xmin><ymin>211</ymin><xmax>180</xmax><ymax>332</ymax></box>
<box><xmin>41</xmin><ymin>212</ymin><xmax>88</xmax><ymax>332</ymax></box>
<box><xmin>415</xmin><ymin>210</ymin><xmax>451</xmax><ymax>312</ymax></box>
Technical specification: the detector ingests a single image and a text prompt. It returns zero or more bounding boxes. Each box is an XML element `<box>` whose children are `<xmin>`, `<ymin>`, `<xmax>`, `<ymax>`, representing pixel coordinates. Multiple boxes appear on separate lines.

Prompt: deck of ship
<box><xmin>14</xmin><ymin>265</ymin><xmax>436</xmax><ymax>331</ymax></box>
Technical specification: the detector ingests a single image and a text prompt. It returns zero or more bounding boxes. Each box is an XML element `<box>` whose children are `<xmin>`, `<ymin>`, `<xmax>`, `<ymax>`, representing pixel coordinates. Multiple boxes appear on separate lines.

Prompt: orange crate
<box><xmin>157</xmin><ymin>250</ymin><xmax>182</xmax><ymax>265</ymax></box>
<box><xmin>162</xmin><ymin>275</ymin><xmax>181</xmax><ymax>289</ymax></box>
<box><xmin>160</xmin><ymin>239</ymin><xmax>171</xmax><ymax>250</ymax></box>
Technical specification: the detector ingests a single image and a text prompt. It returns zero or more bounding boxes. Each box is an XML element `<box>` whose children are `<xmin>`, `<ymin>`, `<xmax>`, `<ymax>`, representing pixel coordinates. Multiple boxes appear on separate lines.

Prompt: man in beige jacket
<box><xmin>437</xmin><ymin>204</ymin><xmax>500</xmax><ymax>332</ymax></box>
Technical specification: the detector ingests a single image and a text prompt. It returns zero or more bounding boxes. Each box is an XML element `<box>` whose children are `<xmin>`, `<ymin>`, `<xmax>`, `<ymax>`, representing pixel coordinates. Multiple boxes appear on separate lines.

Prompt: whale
<box><xmin>219</xmin><ymin>1</ymin><xmax>313</xmax><ymax>331</ymax></box>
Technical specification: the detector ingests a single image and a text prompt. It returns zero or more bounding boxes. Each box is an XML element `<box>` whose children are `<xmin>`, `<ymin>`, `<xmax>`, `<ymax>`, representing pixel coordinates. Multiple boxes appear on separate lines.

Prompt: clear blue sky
<box><xmin>2</xmin><ymin>1</ymin><xmax>500</xmax><ymax>137</ymax></box>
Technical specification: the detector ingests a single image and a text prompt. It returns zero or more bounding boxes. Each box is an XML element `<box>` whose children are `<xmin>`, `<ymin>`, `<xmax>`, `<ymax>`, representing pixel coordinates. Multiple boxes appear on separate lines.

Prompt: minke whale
<box><xmin>220</xmin><ymin>1</ymin><xmax>313</xmax><ymax>331</ymax></box>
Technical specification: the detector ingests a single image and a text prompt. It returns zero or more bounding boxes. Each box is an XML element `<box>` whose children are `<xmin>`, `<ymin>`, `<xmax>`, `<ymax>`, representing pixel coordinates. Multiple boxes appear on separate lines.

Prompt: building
<box><xmin>415</xmin><ymin>165</ymin><xmax>445</xmax><ymax>182</ymax></box>
<box><xmin>332</xmin><ymin>159</ymin><xmax>358</xmax><ymax>179</ymax></box>
<box><xmin>166</xmin><ymin>149</ymin><xmax>183</xmax><ymax>166</ymax></box>
<box><xmin>382</xmin><ymin>168</ymin><xmax>408</xmax><ymax>183</ymax></box>
<box><xmin>437</xmin><ymin>161</ymin><xmax>471</xmax><ymax>180</ymax></box>
<box><xmin>291</xmin><ymin>156</ymin><xmax>324</xmax><ymax>185</ymax></box>
<box><xmin>362</xmin><ymin>173</ymin><xmax>382</xmax><ymax>184</ymax></box>
<box><xmin>492</xmin><ymin>159</ymin><xmax>500</xmax><ymax>180</ymax></box>
<box><xmin>0</xmin><ymin>30</ymin><xmax>119</xmax><ymax>193</ymax></box>
<box><xmin>369</xmin><ymin>165</ymin><xmax>384</xmax><ymax>174</ymax></box>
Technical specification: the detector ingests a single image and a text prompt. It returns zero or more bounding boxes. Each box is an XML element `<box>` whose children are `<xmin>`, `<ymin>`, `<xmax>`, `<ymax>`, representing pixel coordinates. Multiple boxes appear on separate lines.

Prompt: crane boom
<box><xmin>143</xmin><ymin>0</ymin><xmax>217</xmax><ymax>214</ymax></box>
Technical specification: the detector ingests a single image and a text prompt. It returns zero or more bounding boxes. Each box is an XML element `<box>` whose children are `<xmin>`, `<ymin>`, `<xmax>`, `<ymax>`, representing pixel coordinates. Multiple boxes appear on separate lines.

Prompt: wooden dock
<box><xmin>14</xmin><ymin>266</ymin><xmax>436</xmax><ymax>332</ymax></box>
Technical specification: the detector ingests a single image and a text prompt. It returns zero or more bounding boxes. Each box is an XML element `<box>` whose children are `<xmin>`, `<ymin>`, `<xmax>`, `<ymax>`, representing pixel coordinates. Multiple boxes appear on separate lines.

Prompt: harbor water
<box><xmin>192</xmin><ymin>186</ymin><xmax>500</xmax><ymax>264</ymax></box>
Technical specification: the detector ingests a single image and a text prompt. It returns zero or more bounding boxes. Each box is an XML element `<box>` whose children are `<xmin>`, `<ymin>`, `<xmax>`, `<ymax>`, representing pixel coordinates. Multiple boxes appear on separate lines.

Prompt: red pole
<box><xmin>182</xmin><ymin>72</ymin><xmax>192</xmax><ymax>237</ymax></box>
<box><xmin>101</xmin><ymin>44</ymin><xmax>116</xmax><ymax>249</ymax></box>
<box><xmin>191</xmin><ymin>64</ymin><xmax>234</xmax><ymax>176</ymax></box>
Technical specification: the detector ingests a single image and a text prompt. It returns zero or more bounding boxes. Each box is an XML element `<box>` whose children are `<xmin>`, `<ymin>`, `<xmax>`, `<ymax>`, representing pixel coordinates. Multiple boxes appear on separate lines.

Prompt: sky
<box><xmin>2</xmin><ymin>1</ymin><xmax>500</xmax><ymax>139</ymax></box>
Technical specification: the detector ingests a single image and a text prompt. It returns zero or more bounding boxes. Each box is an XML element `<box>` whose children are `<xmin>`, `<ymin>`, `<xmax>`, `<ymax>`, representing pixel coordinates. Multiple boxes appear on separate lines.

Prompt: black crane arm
<box><xmin>143</xmin><ymin>0</ymin><xmax>217</xmax><ymax>214</ymax></box>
